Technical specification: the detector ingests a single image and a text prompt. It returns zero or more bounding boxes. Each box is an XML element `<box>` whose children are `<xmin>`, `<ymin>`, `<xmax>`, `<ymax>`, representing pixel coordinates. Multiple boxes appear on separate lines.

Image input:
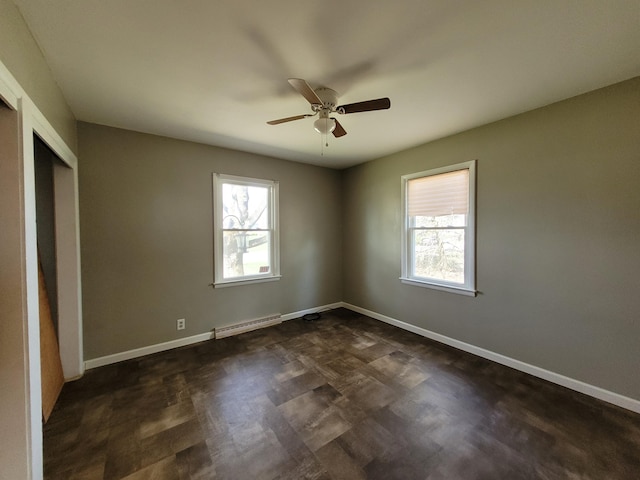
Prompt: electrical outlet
<box><xmin>177</xmin><ymin>318</ymin><xmax>185</xmax><ymax>330</ymax></box>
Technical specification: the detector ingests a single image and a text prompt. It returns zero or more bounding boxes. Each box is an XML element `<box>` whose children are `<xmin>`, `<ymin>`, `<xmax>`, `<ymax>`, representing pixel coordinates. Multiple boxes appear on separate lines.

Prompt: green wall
<box><xmin>78</xmin><ymin>123</ymin><xmax>343</xmax><ymax>359</ymax></box>
<box><xmin>0</xmin><ymin>0</ymin><xmax>77</xmax><ymax>152</ymax></box>
<box><xmin>342</xmin><ymin>77</ymin><xmax>640</xmax><ymax>400</ymax></box>
<box><xmin>78</xmin><ymin>78</ymin><xmax>640</xmax><ymax>402</ymax></box>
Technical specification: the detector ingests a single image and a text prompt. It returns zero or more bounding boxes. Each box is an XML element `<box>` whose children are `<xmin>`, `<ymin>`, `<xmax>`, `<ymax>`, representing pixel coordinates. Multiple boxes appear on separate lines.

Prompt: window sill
<box><xmin>400</xmin><ymin>277</ymin><xmax>477</xmax><ymax>297</ymax></box>
<box><xmin>214</xmin><ymin>275</ymin><xmax>282</xmax><ymax>288</ymax></box>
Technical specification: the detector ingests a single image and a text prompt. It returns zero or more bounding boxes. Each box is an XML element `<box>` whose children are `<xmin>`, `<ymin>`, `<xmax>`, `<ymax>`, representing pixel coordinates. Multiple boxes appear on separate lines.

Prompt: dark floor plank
<box><xmin>44</xmin><ymin>308</ymin><xmax>640</xmax><ymax>479</ymax></box>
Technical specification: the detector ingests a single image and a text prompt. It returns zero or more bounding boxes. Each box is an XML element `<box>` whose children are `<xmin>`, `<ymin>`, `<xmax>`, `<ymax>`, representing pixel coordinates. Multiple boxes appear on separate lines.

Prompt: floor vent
<box><xmin>215</xmin><ymin>314</ymin><xmax>282</xmax><ymax>339</ymax></box>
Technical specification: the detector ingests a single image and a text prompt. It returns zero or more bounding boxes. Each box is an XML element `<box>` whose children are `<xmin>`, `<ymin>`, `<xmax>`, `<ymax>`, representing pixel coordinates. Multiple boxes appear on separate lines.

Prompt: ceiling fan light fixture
<box><xmin>313</xmin><ymin>117</ymin><xmax>336</xmax><ymax>135</ymax></box>
<box><xmin>267</xmin><ymin>78</ymin><xmax>390</xmax><ymax>141</ymax></box>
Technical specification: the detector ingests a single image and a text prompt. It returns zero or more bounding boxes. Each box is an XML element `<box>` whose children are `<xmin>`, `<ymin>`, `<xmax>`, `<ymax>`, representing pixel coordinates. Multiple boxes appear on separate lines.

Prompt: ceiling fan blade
<box><xmin>288</xmin><ymin>78</ymin><xmax>323</xmax><ymax>105</ymax></box>
<box><xmin>267</xmin><ymin>114</ymin><xmax>311</xmax><ymax>125</ymax></box>
<box><xmin>337</xmin><ymin>97</ymin><xmax>390</xmax><ymax>114</ymax></box>
<box><xmin>331</xmin><ymin>118</ymin><xmax>347</xmax><ymax>137</ymax></box>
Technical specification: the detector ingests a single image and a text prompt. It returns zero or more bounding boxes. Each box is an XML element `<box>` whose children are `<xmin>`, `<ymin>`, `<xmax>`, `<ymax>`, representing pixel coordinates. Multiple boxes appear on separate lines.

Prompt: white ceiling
<box><xmin>13</xmin><ymin>0</ymin><xmax>640</xmax><ymax>169</ymax></box>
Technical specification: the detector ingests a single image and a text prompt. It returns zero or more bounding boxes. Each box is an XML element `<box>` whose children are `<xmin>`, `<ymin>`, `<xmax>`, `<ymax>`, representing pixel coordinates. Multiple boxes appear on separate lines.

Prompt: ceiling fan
<box><xmin>267</xmin><ymin>78</ymin><xmax>391</xmax><ymax>138</ymax></box>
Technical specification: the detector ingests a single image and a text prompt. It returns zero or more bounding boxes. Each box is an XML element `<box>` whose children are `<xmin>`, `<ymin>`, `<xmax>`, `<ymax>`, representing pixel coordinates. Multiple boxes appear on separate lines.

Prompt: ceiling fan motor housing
<box><xmin>267</xmin><ymin>78</ymin><xmax>390</xmax><ymax>138</ymax></box>
<box><xmin>314</xmin><ymin>87</ymin><xmax>338</xmax><ymax>110</ymax></box>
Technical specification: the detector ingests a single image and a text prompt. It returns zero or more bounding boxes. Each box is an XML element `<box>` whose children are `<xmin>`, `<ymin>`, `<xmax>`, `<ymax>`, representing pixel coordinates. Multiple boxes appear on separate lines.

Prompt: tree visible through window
<box><xmin>401</xmin><ymin>161</ymin><xmax>476</xmax><ymax>296</ymax></box>
<box><xmin>214</xmin><ymin>174</ymin><xmax>279</xmax><ymax>286</ymax></box>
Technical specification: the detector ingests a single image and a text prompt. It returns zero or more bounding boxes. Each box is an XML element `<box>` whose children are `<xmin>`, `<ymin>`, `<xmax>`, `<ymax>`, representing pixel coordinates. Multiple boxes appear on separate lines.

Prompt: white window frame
<box><xmin>400</xmin><ymin>160</ymin><xmax>477</xmax><ymax>296</ymax></box>
<box><xmin>213</xmin><ymin>173</ymin><xmax>280</xmax><ymax>287</ymax></box>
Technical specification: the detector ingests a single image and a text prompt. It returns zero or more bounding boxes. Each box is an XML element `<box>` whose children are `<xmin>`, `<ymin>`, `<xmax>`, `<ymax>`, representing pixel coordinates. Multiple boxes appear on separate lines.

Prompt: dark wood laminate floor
<box><xmin>44</xmin><ymin>308</ymin><xmax>640</xmax><ymax>479</ymax></box>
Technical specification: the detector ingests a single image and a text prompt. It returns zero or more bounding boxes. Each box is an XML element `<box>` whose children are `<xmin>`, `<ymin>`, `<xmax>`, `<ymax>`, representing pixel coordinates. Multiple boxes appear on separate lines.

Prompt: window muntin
<box><xmin>214</xmin><ymin>174</ymin><xmax>280</xmax><ymax>286</ymax></box>
<box><xmin>401</xmin><ymin>161</ymin><xmax>476</xmax><ymax>296</ymax></box>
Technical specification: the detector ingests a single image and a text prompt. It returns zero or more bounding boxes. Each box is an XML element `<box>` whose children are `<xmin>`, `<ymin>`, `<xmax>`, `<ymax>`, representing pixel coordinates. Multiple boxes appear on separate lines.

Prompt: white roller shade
<box><xmin>408</xmin><ymin>169</ymin><xmax>469</xmax><ymax>217</ymax></box>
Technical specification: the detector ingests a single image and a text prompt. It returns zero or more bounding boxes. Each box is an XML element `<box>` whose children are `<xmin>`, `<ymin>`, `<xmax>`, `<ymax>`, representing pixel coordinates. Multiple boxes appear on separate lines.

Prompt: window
<box><xmin>213</xmin><ymin>174</ymin><xmax>280</xmax><ymax>287</ymax></box>
<box><xmin>401</xmin><ymin>160</ymin><xmax>476</xmax><ymax>296</ymax></box>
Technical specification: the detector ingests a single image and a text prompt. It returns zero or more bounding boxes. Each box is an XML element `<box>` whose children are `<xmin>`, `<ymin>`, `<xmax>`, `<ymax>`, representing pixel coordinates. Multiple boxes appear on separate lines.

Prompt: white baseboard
<box><xmin>82</xmin><ymin>301</ymin><xmax>640</xmax><ymax>414</ymax></box>
<box><xmin>84</xmin><ymin>332</ymin><xmax>214</xmax><ymax>370</ymax></box>
<box><xmin>84</xmin><ymin>302</ymin><xmax>343</xmax><ymax>370</ymax></box>
<box><xmin>342</xmin><ymin>302</ymin><xmax>640</xmax><ymax>414</ymax></box>
<box><xmin>281</xmin><ymin>302</ymin><xmax>343</xmax><ymax>321</ymax></box>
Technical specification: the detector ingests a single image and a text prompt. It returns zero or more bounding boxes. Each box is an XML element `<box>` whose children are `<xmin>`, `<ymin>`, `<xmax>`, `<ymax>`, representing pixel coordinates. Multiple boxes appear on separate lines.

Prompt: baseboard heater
<box><xmin>214</xmin><ymin>314</ymin><xmax>282</xmax><ymax>339</ymax></box>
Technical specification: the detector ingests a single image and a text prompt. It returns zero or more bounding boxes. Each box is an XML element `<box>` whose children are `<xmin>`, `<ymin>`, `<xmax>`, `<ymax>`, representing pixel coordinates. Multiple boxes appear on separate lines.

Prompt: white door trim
<box><xmin>0</xmin><ymin>59</ymin><xmax>82</xmax><ymax>479</ymax></box>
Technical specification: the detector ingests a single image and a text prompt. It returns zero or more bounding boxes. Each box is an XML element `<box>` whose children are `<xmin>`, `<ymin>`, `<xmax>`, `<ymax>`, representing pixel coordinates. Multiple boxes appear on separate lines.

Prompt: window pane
<box><xmin>402</xmin><ymin>161</ymin><xmax>475</xmax><ymax>294</ymax></box>
<box><xmin>222</xmin><ymin>231</ymin><xmax>271</xmax><ymax>278</ymax></box>
<box><xmin>222</xmin><ymin>184</ymin><xmax>269</xmax><ymax>230</ymax></box>
<box><xmin>413</xmin><ymin>229</ymin><xmax>465</xmax><ymax>283</ymax></box>
<box><xmin>413</xmin><ymin>213</ymin><xmax>466</xmax><ymax>228</ymax></box>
